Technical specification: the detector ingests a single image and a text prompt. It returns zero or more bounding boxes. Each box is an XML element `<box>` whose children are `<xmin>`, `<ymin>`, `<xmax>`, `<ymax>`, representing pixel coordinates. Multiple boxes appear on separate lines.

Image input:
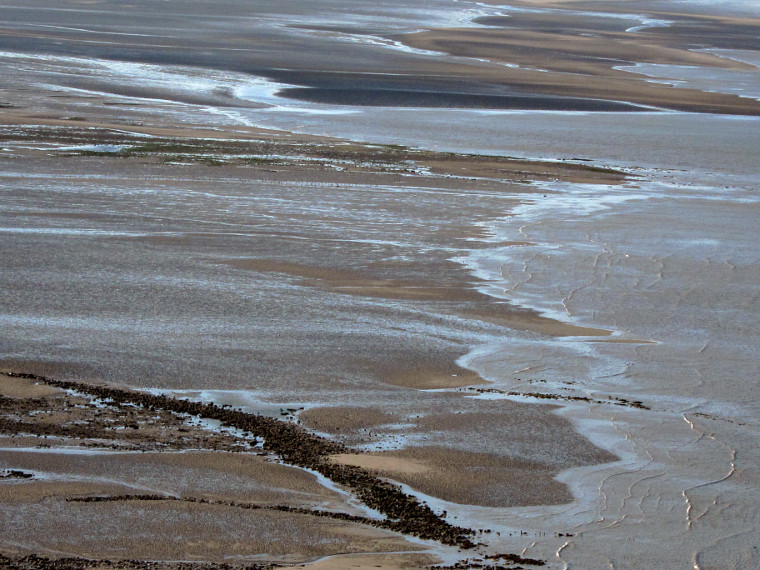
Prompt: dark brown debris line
<box><xmin>0</xmin><ymin>553</ymin><xmax>273</xmax><ymax>570</ymax></box>
<box><xmin>432</xmin><ymin>552</ymin><xmax>546</xmax><ymax>569</ymax></box>
<box><xmin>67</xmin><ymin>493</ymin><xmax>435</xmax><ymax>535</ymax></box>
<box><xmin>0</xmin><ymin>416</ymin><xmax>108</xmax><ymax>440</ymax></box>
<box><xmin>468</xmin><ymin>387</ymin><xmax>650</xmax><ymax>410</ymax></box>
<box><xmin>1</xmin><ymin>469</ymin><xmax>33</xmax><ymax>480</ymax></box>
<box><xmin>0</xmin><ymin>125</ymin><xmax>625</xmax><ymax>183</ymax></box>
<box><xmin>0</xmin><ymin>390</ymin><xmax>256</xmax><ymax>453</ymax></box>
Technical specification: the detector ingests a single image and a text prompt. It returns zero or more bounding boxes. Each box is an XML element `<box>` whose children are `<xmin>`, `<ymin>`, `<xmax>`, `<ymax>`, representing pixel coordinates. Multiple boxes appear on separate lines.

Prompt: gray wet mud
<box><xmin>1</xmin><ymin>0</ymin><xmax>760</xmax><ymax>569</ymax></box>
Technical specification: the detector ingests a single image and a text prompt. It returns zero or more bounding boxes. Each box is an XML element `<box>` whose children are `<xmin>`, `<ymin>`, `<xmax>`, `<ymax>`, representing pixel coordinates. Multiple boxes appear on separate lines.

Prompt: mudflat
<box><xmin>2</xmin><ymin>0</ymin><xmax>759</xmax><ymax>568</ymax></box>
<box><xmin>0</xmin><ymin>118</ymin><xmax>619</xmax><ymax>567</ymax></box>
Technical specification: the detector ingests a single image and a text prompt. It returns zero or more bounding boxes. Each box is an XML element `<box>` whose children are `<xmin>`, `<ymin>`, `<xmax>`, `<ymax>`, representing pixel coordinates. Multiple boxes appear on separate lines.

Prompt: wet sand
<box><xmin>1</xmin><ymin>0</ymin><xmax>758</xmax><ymax>118</ymax></box>
<box><xmin>395</xmin><ymin>4</ymin><xmax>760</xmax><ymax>115</ymax></box>
<box><xmin>0</xmin><ymin>373</ymin><xmax>451</xmax><ymax>566</ymax></box>
<box><xmin>398</xmin><ymin>29</ymin><xmax>759</xmax><ymax>114</ymax></box>
<box><xmin>0</xmin><ymin>374</ymin><xmax>429</xmax><ymax>566</ymax></box>
<box><xmin>330</xmin><ymin>448</ymin><xmax>573</xmax><ymax>508</ymax></box>
<box><xmin>292</xmin><ymin>553</ymin><xmax>440</xmax><ymax>570</ymax></box>
<box><xmin>1</xmin><ymin>0</ymin><xmax>759</xmax><ymax>568</ymax></box>
<box><xmin>301</xmin><ymin>401</ymin><xmax>616</xmax><ymax>508</ymax></box>
<box><xmin>4</xmin><ymin>332</ymin><xmax>609</xmax><ymax>565</ymax></box>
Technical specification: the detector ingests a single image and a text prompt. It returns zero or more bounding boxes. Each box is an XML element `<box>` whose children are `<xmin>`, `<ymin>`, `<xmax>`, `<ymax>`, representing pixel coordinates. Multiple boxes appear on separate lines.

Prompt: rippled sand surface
<box><xmin>1</xmin><ymin>0</ymin><xmax>759</xmax><ymax>568</ymax></box>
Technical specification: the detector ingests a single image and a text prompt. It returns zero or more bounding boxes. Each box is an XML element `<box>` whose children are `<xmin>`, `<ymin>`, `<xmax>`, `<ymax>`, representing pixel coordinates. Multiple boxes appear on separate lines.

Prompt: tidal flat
<box><xmin>0</xmin><ymin>120</ymin><xmax>623</xmax><ymax>570</ymax></box>
<box><xmin>1</xmin><ymin>0</ymin><xmax>759</xmax><ymax>569</ymax></box>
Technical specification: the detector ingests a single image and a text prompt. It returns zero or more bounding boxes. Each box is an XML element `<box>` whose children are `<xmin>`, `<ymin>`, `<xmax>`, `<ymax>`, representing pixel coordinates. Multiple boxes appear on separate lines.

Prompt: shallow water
<box><xmin>455</xmin><ymin>172</ymin><xmax>760</xmax><ymax>568</ymax></box>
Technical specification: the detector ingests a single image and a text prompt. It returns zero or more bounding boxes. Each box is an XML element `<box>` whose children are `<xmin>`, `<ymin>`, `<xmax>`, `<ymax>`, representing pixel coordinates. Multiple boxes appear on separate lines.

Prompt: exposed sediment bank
<box><xmin>1</xmin><ymin>368</ymin><xmax>612</xmax><ymax>568</ymax></box>
<box><xmin>2</xmin><ymin>1</ymin><xmax>759</xmax><ymax>567</ymax></box>
<box><xmin>1</xmin><ymin>371</ymin><xmax>478</xmax><ymax>550</ymax></box>
<box><xmin>396</xmin><ymin>23</ymin><xmax>760</xmax><ymax>115</ymax></box>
